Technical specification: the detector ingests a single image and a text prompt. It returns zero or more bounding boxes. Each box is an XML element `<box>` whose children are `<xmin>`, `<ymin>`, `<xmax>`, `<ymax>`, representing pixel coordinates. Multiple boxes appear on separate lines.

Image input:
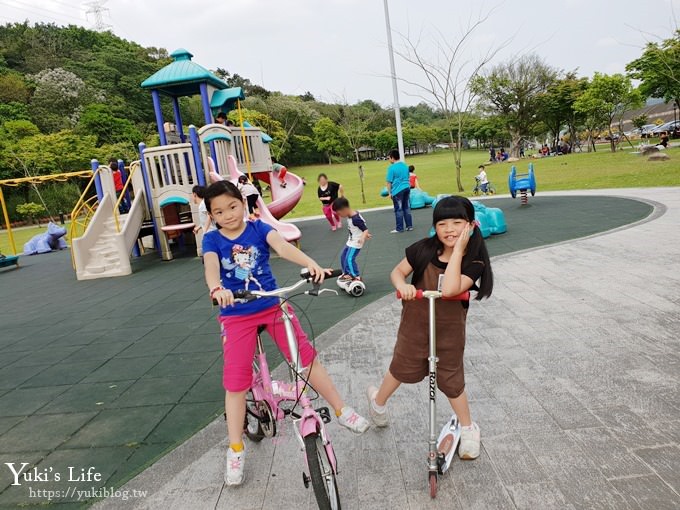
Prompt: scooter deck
<box><xmin>436</xmin><ymin>413</ymin><xmax>461</xmax><ymax>474</ymax></box>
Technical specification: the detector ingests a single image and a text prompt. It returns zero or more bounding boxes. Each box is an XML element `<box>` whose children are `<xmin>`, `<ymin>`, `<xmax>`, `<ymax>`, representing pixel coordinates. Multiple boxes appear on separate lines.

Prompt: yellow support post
<box><xmin>236</xmin><ymin>99</ymin><xmax>253</xmax><ymax>180</ymax></box>
<box><xmin>0</xmin><ymin>186</ymin><xmax>17</xmax><ymax>255</ymax></box>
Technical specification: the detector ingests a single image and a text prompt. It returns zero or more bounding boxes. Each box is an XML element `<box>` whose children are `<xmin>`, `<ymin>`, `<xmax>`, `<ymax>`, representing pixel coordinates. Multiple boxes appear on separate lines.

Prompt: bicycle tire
<box><xmin>488</xmin><ymin>184</ymin><xmax>496</xmax><ymax>195</ymax></box>
<box><xmin>304</xmin><ymin>433</ymin><xmax>341</xmax><ymax>510</ymax></box>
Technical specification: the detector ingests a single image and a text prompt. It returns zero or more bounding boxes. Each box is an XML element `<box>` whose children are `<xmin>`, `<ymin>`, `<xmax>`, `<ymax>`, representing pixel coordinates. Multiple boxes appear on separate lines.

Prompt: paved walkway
<box><xmin>93</xmin><ymin>188</ymin><xmax>680</xmax><ymax>510</ymax></box>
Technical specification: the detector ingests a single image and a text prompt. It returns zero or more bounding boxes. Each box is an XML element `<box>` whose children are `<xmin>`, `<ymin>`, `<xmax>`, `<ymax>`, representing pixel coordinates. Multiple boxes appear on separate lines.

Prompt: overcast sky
<box><xmin>3</xmin><ymin>0</ymin><xmax>680</xmax><ymax>106</ymax></box>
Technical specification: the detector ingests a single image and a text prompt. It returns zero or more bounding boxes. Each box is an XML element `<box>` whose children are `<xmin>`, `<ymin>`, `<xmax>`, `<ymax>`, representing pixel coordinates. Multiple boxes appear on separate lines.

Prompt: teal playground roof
<box><xmin>210</xmin><ymin>87</ymin><xmax>246</xmax><ymax>115</ymax></box>
<box><xmin>141</xmin><ymin>48</ymin><xmax>228</xmax><ymax>97</ymax></box>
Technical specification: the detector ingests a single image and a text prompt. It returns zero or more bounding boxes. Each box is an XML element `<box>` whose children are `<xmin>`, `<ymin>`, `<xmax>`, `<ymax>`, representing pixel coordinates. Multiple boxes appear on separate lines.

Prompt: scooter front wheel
<box><xmin>429</xmin><ymin>471</ymin><xmax>437</xmax><ymax>499</ymax></box>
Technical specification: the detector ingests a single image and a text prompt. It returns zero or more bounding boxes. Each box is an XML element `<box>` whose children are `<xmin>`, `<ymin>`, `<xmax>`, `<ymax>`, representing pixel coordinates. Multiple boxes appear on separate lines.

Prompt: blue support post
<box><xmin>91</xmin><ymin>159</ymin><xmax>103</xmax><ymax>202</ymax></box>
<box><xmin>199</xmin><ymin>82</ymin><xmax>218</xmax><ymax>165</ymax></box>
<box><xmin>151</xmin><ymin>90</ymin><xmax>168</xmax><ymax>146</ymax></box>
<box><xmin>172</xmin><ymin>97</ymin><xmax>186</xmax><ymax>143</ymax></box>
<box><xmin>120</xmin><ymin>157</ymin><xmax>140</xmax><ymax>257</ymax></box>
<box><xmin>189</xmin><ymin>125</ymin><xmax>206</xmax><ymax>186</ymax></box>
<box><xmin>138</xmin><ymin>143</ymin><xmax>162</xmax><ymax>258</ymax></box>
<box><xmin>118</xmin><ymin>158</ymin><xmax>132</xmax><ymax>208</ymax></box>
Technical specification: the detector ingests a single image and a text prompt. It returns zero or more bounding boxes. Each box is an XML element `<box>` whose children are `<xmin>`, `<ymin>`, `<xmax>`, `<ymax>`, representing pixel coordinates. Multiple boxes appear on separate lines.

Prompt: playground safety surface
<box><xmin>0</xmin><ymin>193</ymin><xmax>663</xmax><ymax>508</ymax></box>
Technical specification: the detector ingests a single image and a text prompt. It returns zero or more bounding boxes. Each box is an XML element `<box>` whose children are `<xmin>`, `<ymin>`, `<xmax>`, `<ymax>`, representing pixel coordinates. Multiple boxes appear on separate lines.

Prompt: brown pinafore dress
<box><xmin>389</xmin><ymin>261</ymin><xmax>468</xmax><ymax>398</ymax></box>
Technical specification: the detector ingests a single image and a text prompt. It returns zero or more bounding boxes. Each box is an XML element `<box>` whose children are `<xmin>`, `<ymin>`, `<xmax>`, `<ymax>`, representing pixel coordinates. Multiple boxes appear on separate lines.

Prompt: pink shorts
<box><xmin>218</xmin><ymin>304</ymin><xmax>316</xmax><ymax>392</ymax></box>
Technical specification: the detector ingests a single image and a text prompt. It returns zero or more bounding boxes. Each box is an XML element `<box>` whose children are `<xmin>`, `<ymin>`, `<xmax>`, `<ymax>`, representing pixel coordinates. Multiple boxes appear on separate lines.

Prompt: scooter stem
<box><xmin>427</xmin><ymin>294</ymin><xmax>438</xmax><ymax>471</ymax></box>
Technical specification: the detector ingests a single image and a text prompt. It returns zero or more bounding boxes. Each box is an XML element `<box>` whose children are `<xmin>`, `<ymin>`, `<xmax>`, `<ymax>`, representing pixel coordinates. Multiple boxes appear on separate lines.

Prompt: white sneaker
<box><xmin>390</xmin><ymin>229</ymin><xmax>403</xmax><ymax>234</ymax></box>
<box><xmin>337</xmin><ymin>406</ymin><xmax>370</xmax><ymax>434</ymax></box>
<box><xmin>225</xmin><ymin>446</ymin><xmax>246</xmax><ymax>485</ymax></box>
<box><xmin>458</xmin><ymin>422</ymin><xmax>481</xmax><ymax>460</ymax></box>
<box><xmin>366</xmin><ymin>386</ymin><xmax>389</xmax><ymax>427</ymax></box>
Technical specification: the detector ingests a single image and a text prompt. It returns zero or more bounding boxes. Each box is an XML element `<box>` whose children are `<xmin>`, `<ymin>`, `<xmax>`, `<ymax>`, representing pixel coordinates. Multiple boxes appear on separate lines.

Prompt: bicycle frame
<box><xmin>247</xmin><ymin>298</ymin><xmax>338</xmax><ymax>473</ymax></box>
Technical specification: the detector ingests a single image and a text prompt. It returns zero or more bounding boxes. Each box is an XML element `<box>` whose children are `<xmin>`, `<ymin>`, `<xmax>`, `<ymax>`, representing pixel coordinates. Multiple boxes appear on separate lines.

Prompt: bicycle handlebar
<box><xmin>396</xmin><ymin>289</ymin><xmax>470</xmax><ymax>301</ymax></box>
<box><xmin>212</xmin><ymin>268</ymin><xmax>343</xmax><ymax>305</ymax></box>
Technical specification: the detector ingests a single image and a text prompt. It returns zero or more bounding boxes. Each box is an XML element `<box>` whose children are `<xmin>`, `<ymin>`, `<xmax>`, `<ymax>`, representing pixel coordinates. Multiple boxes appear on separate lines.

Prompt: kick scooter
<box><xmin>397</xmin><ymin>288</ymin><xmax>469</xmax><ymax>498</ymax></box>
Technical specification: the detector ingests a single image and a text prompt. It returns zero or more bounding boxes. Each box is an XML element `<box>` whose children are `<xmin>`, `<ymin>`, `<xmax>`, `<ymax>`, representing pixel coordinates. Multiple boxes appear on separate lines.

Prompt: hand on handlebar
<box><xmin>396</xmin><ymin>284</ymin><xmax>418</xmax><ymax>301</ymax></box>
<box><xmin>305</xmin><ymin>262</ymin><xmax>332</xmax><ymax>284</ymax></box>
<box><xmin>212</xmin><ymin>288</ymin><xmax>235</xmax><ymax>307</ymax></box>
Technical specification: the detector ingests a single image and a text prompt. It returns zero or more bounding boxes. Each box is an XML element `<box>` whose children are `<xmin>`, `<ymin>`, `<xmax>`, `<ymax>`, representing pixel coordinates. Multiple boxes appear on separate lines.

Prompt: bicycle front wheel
<box><xmin>304</xmin><ymin>433</ymin><xmax>341</xmax><ymax>510</ymax></box>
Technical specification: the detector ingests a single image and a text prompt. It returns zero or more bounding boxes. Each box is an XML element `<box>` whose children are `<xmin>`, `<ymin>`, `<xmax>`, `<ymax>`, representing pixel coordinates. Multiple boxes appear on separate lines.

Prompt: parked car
<box><xmin>651</xmin><ymin>120</ymin><xmax>680</xmax><ymax>136</ymax></box>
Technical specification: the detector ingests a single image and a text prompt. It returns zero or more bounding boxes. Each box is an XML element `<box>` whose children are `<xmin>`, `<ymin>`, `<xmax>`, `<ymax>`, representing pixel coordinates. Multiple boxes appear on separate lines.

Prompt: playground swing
<box><xmin>0</xmin><ymin>170</ymin><xmax>93</xmax><ymax>256</ymax></box>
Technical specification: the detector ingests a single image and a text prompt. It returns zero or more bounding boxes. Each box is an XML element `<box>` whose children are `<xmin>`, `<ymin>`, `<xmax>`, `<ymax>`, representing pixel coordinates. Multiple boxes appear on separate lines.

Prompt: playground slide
<box><xmin>251</xmin><ymin>169</ymin><xmax>304</xmax><ymax>219</ymax></box>
<box><xmin>72</xmin><ymin>192</ymin><xmax>145</xmax><ymax>280</ymax></box>
<box><xmin>210</xmin><ymin>156</ymin><xmax>301</xmax><ymax>243</ymax></box>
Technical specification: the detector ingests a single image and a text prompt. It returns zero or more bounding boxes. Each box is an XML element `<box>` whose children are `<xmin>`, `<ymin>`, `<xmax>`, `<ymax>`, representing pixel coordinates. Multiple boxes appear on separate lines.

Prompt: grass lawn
<box><xmin>287</xmin><ymin>145</ymin><xmax>680</xmax><ymax>218</ymax></box>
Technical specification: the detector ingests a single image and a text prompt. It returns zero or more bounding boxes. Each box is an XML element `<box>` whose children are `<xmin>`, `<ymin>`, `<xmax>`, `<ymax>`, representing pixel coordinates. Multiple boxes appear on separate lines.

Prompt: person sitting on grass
<box><xmin>332</xmin><ymin>197</ymin><xmax>371</xmax><ymax>282</ymax></box>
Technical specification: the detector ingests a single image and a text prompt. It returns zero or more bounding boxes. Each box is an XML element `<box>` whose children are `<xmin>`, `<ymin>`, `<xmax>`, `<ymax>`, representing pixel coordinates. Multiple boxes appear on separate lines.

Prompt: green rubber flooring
<box><xmin>0</xmin><ymin>195</ymin><xmax>652</xmax><ymax>507</ymax></box>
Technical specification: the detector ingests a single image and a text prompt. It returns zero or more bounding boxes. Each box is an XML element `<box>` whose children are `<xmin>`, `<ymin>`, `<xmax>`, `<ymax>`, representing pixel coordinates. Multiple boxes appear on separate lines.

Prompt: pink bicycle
<box><xmin>224</xmin><ymin>269</ymin><xmax>343</xmax><ymax>510</ymax></box>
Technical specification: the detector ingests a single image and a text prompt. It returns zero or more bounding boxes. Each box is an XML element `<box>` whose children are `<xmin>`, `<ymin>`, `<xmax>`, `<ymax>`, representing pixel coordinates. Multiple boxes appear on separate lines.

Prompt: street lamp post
<box><xmin>382</xmin><ymin>0</ymin><xmax>405</xmax><ymax>161</ymax></box>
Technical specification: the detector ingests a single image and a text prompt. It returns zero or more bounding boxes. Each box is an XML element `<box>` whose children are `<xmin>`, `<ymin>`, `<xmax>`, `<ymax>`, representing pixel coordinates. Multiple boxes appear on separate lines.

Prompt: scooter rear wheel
<box><xmin>429</xmin><ymin>471</ymin><xmax>437</xmax><ymax>499</ymax></box>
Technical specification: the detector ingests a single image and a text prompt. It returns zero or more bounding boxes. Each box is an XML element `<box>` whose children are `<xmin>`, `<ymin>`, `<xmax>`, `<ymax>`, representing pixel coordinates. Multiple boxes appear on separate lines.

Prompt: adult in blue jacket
<box><xmin>385</xmin><ymin>149</ymin><xmax>413</xmax><ymax>233</ymax></box>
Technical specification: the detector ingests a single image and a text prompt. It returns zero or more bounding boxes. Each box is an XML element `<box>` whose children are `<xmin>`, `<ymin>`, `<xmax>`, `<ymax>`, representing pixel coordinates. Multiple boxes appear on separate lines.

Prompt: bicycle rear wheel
<box><xmin>488</xmin><ymin>184</ymin><xmax>496</xmax><ymax>195</ymax></box>
<box><xmin>304</xmin><ymin>433</ymin><xmax>341</xmax><ymax>510</ymax></box>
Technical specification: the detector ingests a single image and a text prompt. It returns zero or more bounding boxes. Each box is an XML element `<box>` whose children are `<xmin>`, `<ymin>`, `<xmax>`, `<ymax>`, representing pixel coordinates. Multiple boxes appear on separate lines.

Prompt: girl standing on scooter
<box><xmin>367</xmin><ymin>196</ymin><xmax>493</xmax><ymax>459</ymax></box>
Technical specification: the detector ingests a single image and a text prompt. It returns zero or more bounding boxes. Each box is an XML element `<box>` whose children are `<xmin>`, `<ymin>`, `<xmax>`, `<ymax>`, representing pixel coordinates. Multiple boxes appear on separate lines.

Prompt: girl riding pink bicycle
<box><xmin>203</xmin><ymin>180</ymin><xmax>368</xmax><ymax>487</ymax></box>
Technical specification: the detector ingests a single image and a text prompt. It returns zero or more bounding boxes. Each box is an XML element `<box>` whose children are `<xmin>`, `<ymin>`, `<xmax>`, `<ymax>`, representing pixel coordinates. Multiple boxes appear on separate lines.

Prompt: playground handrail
<box><xmin>112</xmin><ymin>160</ymin><xmax>141</xmax><ymax>232</ymax></box>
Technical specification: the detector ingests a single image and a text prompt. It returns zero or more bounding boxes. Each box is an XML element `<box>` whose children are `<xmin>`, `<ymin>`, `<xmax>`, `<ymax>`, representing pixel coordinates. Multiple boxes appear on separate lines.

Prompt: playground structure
<box><xmin>69</xmin><ymin>49</ymin><xmax>304</xmax><ymax>280</ymax></box>
<box><xmin>429</xmin><ymin>195</ymin><xmax>507</xmax><ymax>239</ymax></box>
<box><xmin>508</xmin><ymin>163</ymin><xmax>537</xmax><ymax>205</ymax></box>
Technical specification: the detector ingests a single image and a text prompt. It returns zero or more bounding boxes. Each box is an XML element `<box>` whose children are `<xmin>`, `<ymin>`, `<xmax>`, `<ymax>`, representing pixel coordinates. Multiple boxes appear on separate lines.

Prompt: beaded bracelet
<box><xmin>209</xmin><ymin>286</ymin><xmax>225</xmax><ymax>299</ymax></box>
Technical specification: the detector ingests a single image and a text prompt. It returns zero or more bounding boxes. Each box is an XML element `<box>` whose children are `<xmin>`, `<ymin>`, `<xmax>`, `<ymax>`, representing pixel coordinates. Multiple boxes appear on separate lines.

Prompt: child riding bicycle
<box><xmin>366</xmin><ymin>196</ymin><xmax>494</xmax><ymax>460</ymax></box>
<box><xmin>203</xmin><ymin>180</ymin><xmax>369</xmax><ymax>486</ymax></box>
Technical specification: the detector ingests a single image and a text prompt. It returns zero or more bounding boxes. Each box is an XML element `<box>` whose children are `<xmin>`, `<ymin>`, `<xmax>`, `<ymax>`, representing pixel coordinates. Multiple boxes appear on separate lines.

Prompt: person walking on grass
<box><xmin>317</xmin><ymin>173</ymin><xmax>344</xmax><ymax>231</ymax></box>
<box><xmin>385</xmin><ymin>149</ymin><xmax>413</xmax><ymax>233</ymax></box>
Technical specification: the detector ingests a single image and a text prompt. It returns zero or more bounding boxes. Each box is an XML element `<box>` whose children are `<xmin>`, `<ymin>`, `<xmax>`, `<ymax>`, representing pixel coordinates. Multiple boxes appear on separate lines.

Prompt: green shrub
<box><xmin>16</xmin><ymin>202</ymin><xmax>45</xmax><ymax>224</ymax></box>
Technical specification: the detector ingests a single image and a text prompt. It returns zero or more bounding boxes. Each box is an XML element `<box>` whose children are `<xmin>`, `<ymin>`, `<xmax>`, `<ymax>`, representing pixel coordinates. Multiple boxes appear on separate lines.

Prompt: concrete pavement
<box><xmin>94</xmin><ymin>188</ymin><xmax>680</xmax><ymax>510</ymax></box>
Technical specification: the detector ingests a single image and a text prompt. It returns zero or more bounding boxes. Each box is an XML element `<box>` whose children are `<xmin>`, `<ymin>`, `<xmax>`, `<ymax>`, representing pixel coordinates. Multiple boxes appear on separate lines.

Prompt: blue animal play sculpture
<box><xmin>23</xmin><ymin>222</ymin><xmax>68</xmax><ymax>255</ymax></box>
<box><xmin>508</xmin><ymin>163</ymin><xmax>537</xmax><ymax>205</ymax></box>
<box><xmin>380</xmin><ymin>187</ymin><xmax>435</xmax><ymax>209</ymax></box>
<box><xmin>429</xmin><ymin>195</ymin><xmax>507</xmax><ymax>239</ymax></box>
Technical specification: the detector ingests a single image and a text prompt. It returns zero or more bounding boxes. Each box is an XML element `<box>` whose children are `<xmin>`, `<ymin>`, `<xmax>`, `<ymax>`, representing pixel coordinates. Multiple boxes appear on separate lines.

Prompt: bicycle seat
<box><xmin>257</xmin><ymin>325</ymin><xmax>267</xmax><ymax>335</ymax></box>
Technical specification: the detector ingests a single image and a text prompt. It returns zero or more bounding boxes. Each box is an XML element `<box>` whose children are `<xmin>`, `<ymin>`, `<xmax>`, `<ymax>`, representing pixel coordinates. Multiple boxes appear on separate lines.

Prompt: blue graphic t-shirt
<box><xmin>386</xmin><ymin>161</ymin><xmax>410</xmax><ymax>196</ymax></box>
<box><xmin>202</xmin><ymin>220</ymin><xmax>279</xmax><ymax>316</ymax></box>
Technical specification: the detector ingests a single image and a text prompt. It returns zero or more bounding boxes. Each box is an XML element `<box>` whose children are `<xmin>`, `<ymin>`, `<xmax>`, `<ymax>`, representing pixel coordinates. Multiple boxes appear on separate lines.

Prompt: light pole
<box><xmin>382</xmin><ymin>0</ymin><xmax>405</xmax><ymax>161</ymax></box>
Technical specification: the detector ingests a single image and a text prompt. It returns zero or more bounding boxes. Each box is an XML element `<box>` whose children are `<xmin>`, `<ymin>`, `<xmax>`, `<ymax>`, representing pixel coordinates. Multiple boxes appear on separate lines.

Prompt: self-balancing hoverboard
<box><xmin>336</xmin><ymin>277</ymin><xmax>366</xmax><ymax>297</ymax></box>
<box><xmin>397</xmin><ymin>288</ymin><xmax>469</xmax><ymax>498</ymax></box>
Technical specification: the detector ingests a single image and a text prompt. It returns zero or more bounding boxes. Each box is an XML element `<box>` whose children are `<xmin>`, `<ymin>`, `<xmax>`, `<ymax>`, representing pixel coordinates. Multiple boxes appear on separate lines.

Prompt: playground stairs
<box><xmin>72</xmin><ymin>192</ymin><xmax>146</xmax><ymax>280</ymax></box>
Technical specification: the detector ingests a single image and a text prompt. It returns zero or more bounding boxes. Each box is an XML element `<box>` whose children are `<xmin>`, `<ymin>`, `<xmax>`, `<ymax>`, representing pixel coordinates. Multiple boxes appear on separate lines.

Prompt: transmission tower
<box><xmin>84</xmin><ymin>0</ymin><xmax>112</xmax><ymax>31</ymax></box>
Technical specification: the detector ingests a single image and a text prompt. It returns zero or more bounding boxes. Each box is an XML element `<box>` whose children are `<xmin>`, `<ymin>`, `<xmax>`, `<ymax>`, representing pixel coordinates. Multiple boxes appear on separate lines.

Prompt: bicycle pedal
<box><xmin>316</xmin><ymin>406</ymin><xmax>331</xmax><ymax>424</ymax></box>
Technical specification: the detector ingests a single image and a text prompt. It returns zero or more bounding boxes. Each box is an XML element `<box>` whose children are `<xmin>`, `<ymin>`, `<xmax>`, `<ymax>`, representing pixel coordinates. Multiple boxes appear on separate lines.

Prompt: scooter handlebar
<box><xmin>396</xmin><ymin>289</ymin><xmax>470</xmax><ymax>301</ymax></box>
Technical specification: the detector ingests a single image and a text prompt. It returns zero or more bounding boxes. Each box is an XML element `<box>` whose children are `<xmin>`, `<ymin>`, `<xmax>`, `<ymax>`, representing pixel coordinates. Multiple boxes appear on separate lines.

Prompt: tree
<box><xmin>627</xmin><ymin>31</ymin><xmax>680</xmax><ymax>109</ymax></box>
<box><xmin>16</xmin><ymin>202</ymin><xmax>45</xmax><ymax>225</ymax></box>
<box><xmin>573</xmin><ymin>73</ymin><xmax>642</xmax><ymax>152</ymax></box>
<box><xmin>394</xmin><ymin>12</ymin><xmax>507</xmax><ymax>191</ymax></box>
<box><xmin>0</xmin><ymin>72</ymin><xmax>30</xmax><ymax>103</ymax></box>
<box><xmin>28</xmin><ymin>67</ymin><xmax>103</xmax><ymax>132</ymax></box>
<box><xmin>536</xmin><ymin>73</ymin><xmax>588</xmax><ymax>150</ymax></box>
<box><xmin>631</xmin><ymin>114</ymin><xmax>648</xmax><ymax>130</ymax></box>
<box><xmin>372</xmin><ymin>127</ymin><xmax>398</xmax><ymax>156</ymax></box>
<box><xmin>474</xmin><ymin>54</ymin><xmax>558</xmax><ymax>158</ymax></box>
<box><xmin>312</xmin><ymin>117</ymin><xmax>349</xmax><ymax>164</ymax></box>
<box><xmin>76</xmin><ymin>103</ymin><xmax>142</xmax><ymax>146</ymax></box>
